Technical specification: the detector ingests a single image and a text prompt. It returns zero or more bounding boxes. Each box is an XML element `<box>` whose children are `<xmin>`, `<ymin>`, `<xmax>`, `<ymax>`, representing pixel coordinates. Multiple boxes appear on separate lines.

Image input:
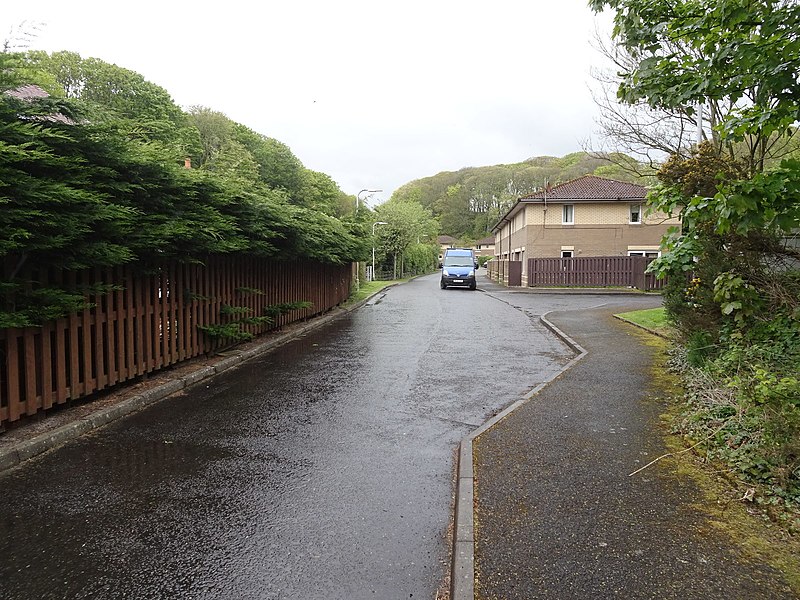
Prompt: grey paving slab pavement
<box><xmin>469</xmin><ymin>298</ymin><xmax>797</xmax><ymax>600</ymax></box>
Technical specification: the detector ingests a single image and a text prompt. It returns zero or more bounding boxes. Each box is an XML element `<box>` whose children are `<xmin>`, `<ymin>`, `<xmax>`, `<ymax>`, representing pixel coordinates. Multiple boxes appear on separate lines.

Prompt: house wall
<box><xmin>521</xmin><ymin>202</ymin><xmax>678</xmax><ymax>259</ymax></box>
<box><xmin>494</xmin><ymin>208</ymin><xmax>526</xmax><ymax>261</ymax></box>
<box><xmin>474</xmin><ymin>244</ymin><xmax>495</xmax><ymax>258</ymax></box>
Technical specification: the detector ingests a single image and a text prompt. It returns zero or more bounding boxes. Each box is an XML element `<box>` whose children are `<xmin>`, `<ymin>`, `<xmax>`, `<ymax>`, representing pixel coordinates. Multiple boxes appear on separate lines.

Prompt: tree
<box><xmin>590</xmin><ymin>0</ymin><xmax>800</xmax><ymax>309</ymax></box>
<box><xmin>0</xmin><ymin>52</ymin><xmax>365</xmax><ymax>325</ymax></box>
<box><xmin>232</xmin><ymin>124</ymin><xmax>305</xmax><ymax>196</ymax></box>
<box><xmin>188</xmin><ymin>106</ymin><xmax>235</xmax><ymax>167</ymax></box>
<box><xmin>592</xmin><ymin>0</ymin><xmax>800</xmax><ymax>503</ymax></box>
<box><xmin>28</xmin><ymin>51</ymin><xmax>200</xmax><ymax>156</ymax></box>
<box><xmin>589</xmin><ymin>32</ymin><xmax>707</xmax><ymax>173</ymax></box>
<box><xmin>589</xmin><ymin>0</ymin><xmax>800</xmax><ymax>175</ymax></box>
<box><xmin>375</xmin><ymin>200</ymin><xmax>439</xmax><ymax>278</ymax></box>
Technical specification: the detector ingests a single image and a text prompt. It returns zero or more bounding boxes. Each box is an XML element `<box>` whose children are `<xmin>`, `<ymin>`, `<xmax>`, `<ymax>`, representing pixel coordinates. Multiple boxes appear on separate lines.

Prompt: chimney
<box><xmin>184</xmin><ymin>157</ymin><xmax>192</xmax><ymax>169</ymax></box>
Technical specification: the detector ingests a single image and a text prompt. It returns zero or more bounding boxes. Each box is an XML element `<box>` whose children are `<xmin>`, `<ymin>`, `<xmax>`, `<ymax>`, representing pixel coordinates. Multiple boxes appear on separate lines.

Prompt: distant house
<box><xmin>437</xmin><ymin>235</ymin><xmax>458</xmax><ymax>264</ymax></box>
<box><xmin>491</xmin><ymin>175</ymin><xmax>679</xmax><ymax>283</ymax></box>
<box><xmin>473</xmin><ymin>235</ymin><xmax>495</xmax><ymax>260</ymax></box>
<box><xmin>5</xmin><ymin>84</ymin><xmax>74</xmax><ymax>124</ymax></box>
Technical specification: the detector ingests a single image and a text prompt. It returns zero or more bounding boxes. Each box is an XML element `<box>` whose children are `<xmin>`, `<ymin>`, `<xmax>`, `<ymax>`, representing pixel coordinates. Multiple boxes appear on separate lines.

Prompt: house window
<box><xmin>630</xmin><ymin>204</ymin><xmax>642</xmax><ymax>224</ymax></box>
<box><xmin>561</xmin><ymin>250</ymin><xmax>573</xmax><ymax>258</ymax></box>
<box><xmin>628</xmin><ymin>250</ymin><xmax>661</xmax><ymax>258</ymax></box>
<box><xmin>562</xmin><ymin>204</ymin><xmax>574</xmax><ymax>225</ymax></box>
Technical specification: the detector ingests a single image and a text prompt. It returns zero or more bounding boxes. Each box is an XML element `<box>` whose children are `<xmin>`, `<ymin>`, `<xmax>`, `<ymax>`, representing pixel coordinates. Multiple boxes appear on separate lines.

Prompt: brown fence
<box><xmin>0</xmin><ymin>256</ymin><xmax>352</xmax><ymax>427</ymax></box>
<box><xmin>487</xmin><ymin>260</ymin><xmax>523</xmax><ymax>286</ymax></box>
<box><xmin>527</xmin><ymin>256</ymin><xmax>665</xmax><ymax>290</ymax></box>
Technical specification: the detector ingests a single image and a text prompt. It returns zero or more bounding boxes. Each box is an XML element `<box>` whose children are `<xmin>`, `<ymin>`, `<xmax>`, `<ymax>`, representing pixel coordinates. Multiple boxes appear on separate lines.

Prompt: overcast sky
<box><xmin>3</xmin><ymin>1</ymin><xmax>615</xmax><ymax>205</ymax></box>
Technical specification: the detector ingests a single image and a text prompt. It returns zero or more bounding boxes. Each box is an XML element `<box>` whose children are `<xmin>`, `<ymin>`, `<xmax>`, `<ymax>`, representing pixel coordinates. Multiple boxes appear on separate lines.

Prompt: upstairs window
<box><xmin>562</xmin><ymin>204</ymin><xmax>574</xmax><ymax>225</ymax></box>
<box><xmin>630</xmin><ymin>204</ymin><xmax>642</xmax><ymax>224</ymax></box>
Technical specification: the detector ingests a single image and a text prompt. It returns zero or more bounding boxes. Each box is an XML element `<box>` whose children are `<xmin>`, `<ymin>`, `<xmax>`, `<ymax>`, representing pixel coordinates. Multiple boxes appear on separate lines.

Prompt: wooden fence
<box><xmin>528</xmin><ymin>256</ymin><xmax>665</xmax><ymax>290</ymax></box>
<box><xmin>0</xmin><ymin>256</ymin><xmax>351</xmax><ymax>427</ymax></box>
<box><xmin>487</xmin><ymin>260</ymin><xmax>522</xmax><ymax>286</ymax></box>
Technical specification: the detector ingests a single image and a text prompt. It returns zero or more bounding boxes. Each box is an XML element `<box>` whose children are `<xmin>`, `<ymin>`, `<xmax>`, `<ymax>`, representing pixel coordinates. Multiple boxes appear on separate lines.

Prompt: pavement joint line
<box><xmin>450</xmin><ymin>310</ymin><xmax>588</xmax><ymax>600</ymax></box>
<box><xmin>0</xmin><ymin>292</ymin><xmax>385</xmax><ymax>474</ymax></box>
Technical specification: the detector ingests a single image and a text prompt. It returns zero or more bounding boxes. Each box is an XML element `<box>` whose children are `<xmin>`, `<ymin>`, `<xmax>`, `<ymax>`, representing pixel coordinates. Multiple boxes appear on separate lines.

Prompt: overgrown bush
<box><xmin>1</xmin><ymin>51</ymin><xmax>368</xmax><ymax>326</ymax></box>
<box><xmin>670</xmin><ymin>308</ymin><xmax>800</xmax><ymax>514</ymax></box>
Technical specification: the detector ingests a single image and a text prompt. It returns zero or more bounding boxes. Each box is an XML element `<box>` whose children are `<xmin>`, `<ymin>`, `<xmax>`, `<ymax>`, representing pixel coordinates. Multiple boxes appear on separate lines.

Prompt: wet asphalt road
<box><xmin>0</xmin><ymin>273</ymin><xmax>635</xmax><ymax>600</ymax></box>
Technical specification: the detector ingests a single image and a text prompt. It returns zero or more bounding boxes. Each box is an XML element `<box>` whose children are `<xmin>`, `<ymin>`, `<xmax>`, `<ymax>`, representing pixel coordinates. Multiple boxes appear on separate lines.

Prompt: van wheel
<box><xmin>469</xmin><ymin>283</ymin><xmax>477</xmax><ymax>290</ymax></box>
<box><xmin>440</xmin><ymin>281</ymin><xmax>447</xmax><ymax>289</ymax></box>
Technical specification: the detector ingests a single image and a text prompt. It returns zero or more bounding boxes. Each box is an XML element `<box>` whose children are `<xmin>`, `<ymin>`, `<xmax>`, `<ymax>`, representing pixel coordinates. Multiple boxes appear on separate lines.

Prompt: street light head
<box><xmin>356</xmin><ymin>189</ymin><xmax>383</xmax><ymax>212</ymax></box>
<box><xmin>372</xmin><ymin>220</ymin><xmax>389</xmax><ymax>235</ymax></box>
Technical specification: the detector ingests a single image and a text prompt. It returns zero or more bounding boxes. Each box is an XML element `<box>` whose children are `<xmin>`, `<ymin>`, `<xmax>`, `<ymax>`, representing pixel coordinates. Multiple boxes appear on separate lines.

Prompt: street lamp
<box><xmin>356</xmin><ymin>189</ymin><xmax>382</xmax><ymax>213</ymax></box>
<box><xmin>354</xmin><ymin>189</ymin><xmax>381</xmax><ymax>290</ymax></box>
<box><xmin>372</xmin><ymin>221</ymin><xmax>388</xmax><ymax>282</ymax></box>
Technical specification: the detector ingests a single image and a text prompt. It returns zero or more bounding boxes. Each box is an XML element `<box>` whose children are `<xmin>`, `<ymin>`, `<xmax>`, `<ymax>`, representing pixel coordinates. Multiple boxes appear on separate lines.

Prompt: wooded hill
<box><xmin>390</xmin><ymin>152</ymin><xmax>654</xmax><ymax>241</ymax></box>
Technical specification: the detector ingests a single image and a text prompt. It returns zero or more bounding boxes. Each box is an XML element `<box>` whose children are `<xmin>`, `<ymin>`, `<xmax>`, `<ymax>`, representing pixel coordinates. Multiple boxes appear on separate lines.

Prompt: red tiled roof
<box><xmin>520</xmin><ymin>175</ymin><xmax>646</xmax><ymax>201</ymax></box>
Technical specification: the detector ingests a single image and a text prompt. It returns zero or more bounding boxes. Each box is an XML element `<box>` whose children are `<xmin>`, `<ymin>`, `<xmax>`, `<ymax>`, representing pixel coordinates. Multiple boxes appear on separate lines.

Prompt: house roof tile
<box><xmin>490</xmin><ymin>175</ymin><xmax>649</xmax><ymax>232</ymax></box>
<box><xmin>5</xmin><ymin>84</ymin><xmax>74</xmax><ymax>124</ymax></box>
<box><xmin>520</xmin><ymin>175</ymin><xmax>646</xmax><ymax>201</ymax></box>
<box><xmin>5</xmin><ymin>84</ymin><xmax>50</xmax><ymax>100</ymax></box>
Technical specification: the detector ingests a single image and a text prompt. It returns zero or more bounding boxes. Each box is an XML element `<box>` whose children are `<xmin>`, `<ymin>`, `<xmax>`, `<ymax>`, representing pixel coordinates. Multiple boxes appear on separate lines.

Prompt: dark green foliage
<box><xmin>199</xmin><ymin>300</ymin><xmax>312</xmax><ymax>345</ymax></box>
<box><xmin>0</xmin><ymin>280</ymin><xmax>122</xmax><ymax>328</ymax></box>
<box><xmin>199</xmin><ymin>301</ymin><xmax>276</xmax><ymax>344</ymax></box>
<box><xmin>0</xmin><ymin>284</ymin><xmax>90</xmax><ymax>328</ymax></box>
<box><xmin>593</xmin><ymin>0</ymin><xmax>800</xmax><ymax>518</ymax></box>
<box><xmin>199</xmin><ymin>301</ymin><xmax>312</xmax><ymax>344</ymax></box>
<box><xmin>219</xmin><ymin>304</ymin><xmax>252</xmax><ymax>316</ymax></box>
<box><xmin>197</xmin><ymin>322</ymin><xmax>255</xmax><ymax>343</ymax></box>
<box><xmin>1</xmin><ymin>51</ymin><xmax>363</xmax><ymax>326</ymax></box>
<box><xmin>232</xmin><ymin>124</ymin><xmax>305</xmax><ymax>195</ymax></box>
<box><xmin>235</xmin><ymin>286</ymin><xmax>264</xmax><ymax>295</ymax></box>
<box><xmin>263</xmin><ymin>301</ymin><xmax>313</xmax><ymax>318</ymax></box>
<box><xmin>675</xmin><ymin>312</ymin><xmax>800</xmax><ymax>505</ymax></box>
<box><xmin>29</xmin><ymin>50</ymin><xmax>200</xmax><ymax>157</ymax></box>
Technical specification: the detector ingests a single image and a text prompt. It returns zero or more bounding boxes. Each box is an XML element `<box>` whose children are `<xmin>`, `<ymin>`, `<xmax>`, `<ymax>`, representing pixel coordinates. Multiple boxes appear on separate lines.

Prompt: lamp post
<box><xmin>372</xmin><ymin>221</ymin><xmax>388</xmax><ymax>282</ymax></box>
<box><xmin>354</xmin><ymin>189</ymin><xmax>381</xmax><ymax>290</ymax></box>
<box><xmin>356</xmin><ymin>189</ymin><xmax>382</xmax><ymax>213</ymax></box>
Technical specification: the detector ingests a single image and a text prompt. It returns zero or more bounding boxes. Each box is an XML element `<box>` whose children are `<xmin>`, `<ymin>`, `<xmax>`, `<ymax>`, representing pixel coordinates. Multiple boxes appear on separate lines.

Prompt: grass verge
<box><xmin>615</xmin><ymin>307</ymin><xmax>671</xmax><ymax>337</ymax></box>
<box><xmin>343</xmin><ymin>279</ymin><xmax>406</xmax><ymax>306</ymax></box>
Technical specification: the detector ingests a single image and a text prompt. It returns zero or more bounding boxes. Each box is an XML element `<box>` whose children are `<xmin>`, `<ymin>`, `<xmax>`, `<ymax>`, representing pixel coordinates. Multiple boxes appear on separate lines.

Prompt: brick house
<box><xmin>473</xmin><ymin>235</ymin><xmax>495</xmax><ymax>261</ymax></box>
<box><xmin>491</xmin><ymin>175</ymin><xmax>679</xmax><ymax>284</ymax></box>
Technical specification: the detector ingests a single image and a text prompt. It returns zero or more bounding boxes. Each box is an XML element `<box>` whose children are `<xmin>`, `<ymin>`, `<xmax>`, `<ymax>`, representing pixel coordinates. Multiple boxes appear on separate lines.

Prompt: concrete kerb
<box><xmin>450</xmin><ymin>311</ymin><xmax>588</xmax><ymax>600</ymax></box>
<box><xmin>0</xmin><ymin>288</ymin><xmax>388</xmax><ymax>474</ymax></box>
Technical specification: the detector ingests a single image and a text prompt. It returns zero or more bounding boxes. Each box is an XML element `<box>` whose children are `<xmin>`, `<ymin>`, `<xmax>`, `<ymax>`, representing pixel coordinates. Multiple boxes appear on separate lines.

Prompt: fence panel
<box><xmin>0</xmin><ymin>257</ymin><xmax>352</xmax><ymax>427</ymax></box>
<box><xmin>527</xmin><ymin>256</ymin><xmax>665</xmax><ymax>290</ymax></box>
